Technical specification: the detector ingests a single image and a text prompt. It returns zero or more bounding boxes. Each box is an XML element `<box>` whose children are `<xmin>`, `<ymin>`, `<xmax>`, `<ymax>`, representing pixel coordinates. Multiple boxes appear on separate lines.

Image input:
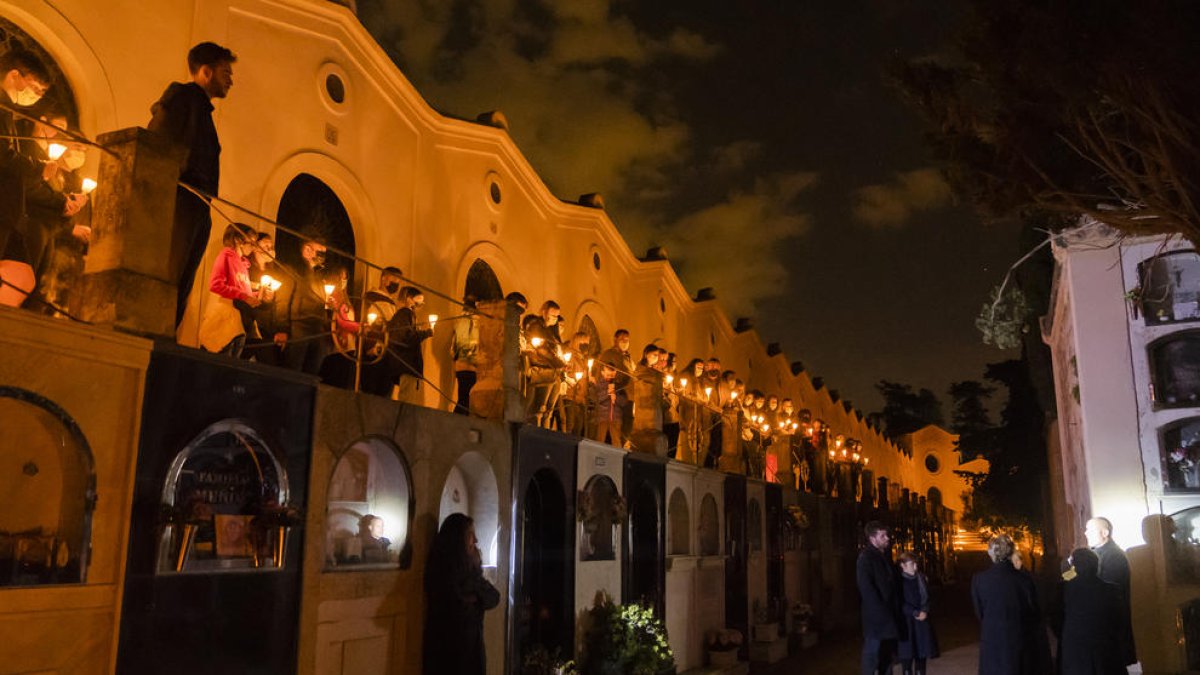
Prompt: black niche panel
<box><xmin>116</xmin><ymin>346</ymin><xmax>315</xmax><ymax>675</ymax></box>
<box><xmin>509</xmin><ymin>426</ymin><xmax>577</xmax><ymax>674</ymax></box>
<box><xmin>724</xmin><ymin>475</ymin><xmax>748</xmax><ymax>659</ymax></box>
<box><xmin>622</xmin><ymin>454</ymin><xmax>665</xmax><ymax>616</ymax></box>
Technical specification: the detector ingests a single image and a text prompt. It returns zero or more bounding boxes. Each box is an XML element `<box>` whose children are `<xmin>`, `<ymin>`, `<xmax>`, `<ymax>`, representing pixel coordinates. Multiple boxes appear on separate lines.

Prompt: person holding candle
<box><xmin>280</xmin><ymin>238</ymin><xmax>331</xmax><ymax>375</ymax></box>
<box><xmin>318</xmin><ymin>265</ymin><xmax>362</xmax><ymax>388</ymax></box>
<box><xmin>662</xmin><ymin>352</ymin><xmax>681</xmax><ymax>455</ymax></box>
<box><xmin>390</xmin><ymin>285</ymin><xmax>433</xmax><ymax>404</ymax></box>
<box><xmin>677</xmin><ymin>358</ymin><xmax>709</xmax><ymax>464</ymax></box>
<box><xmin>242</xmin><ymin>232</ymin><xmax>284</xmax><ymax>365</ymax></box>
<box><xmin>360</xmin><ymin>266</ymin><xmax>405</xmax><ymax>396</ymax></box>
<box><xmin>198</xmin><ymin>223</ymin><xmax>260</xmax><ymax>357</ymax></box>
<box><xmin>521</xmin><ymin>310</ymin><xmax>565</xmax><ymax>427</ymax></box>
<box><xmin>21</xmin><ymin>113</ymin><xmax>91</xmax><ymax>311</ymax></box>
<box><xmin>561</xmin><ymin>331</ymin><xmax>592</xmax><ymax>435</ymax></box>
<box><xmin>591</xmin><ymin>361</ymin><xmax>628</xmax><ymax>448</ymax></box>
<box><xmin>0</xmin><ymin>50</ymin><xmax>86</xmax><ymax>308</ymax></box>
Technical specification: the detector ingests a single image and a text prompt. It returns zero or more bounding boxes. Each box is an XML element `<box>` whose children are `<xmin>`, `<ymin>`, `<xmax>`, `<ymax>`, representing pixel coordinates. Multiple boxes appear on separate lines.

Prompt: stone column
<box><xmin>717</xmin><ymin>407</ymin><xmax>743</xmax><ymax>473</ymax></box>
<box><xmin>73</xmin><ymin>127</ymin><xmax>184</xmax><ymax>336</ymax></box>
<box><xmin>468</xmin><ymin>299</ymin><xmax>522</xmax><ymax>422</ymax></box>
<box><xmin>630</xmin><ymin>369</ymin><xmax>666</xmax><ymax>456</ymax></box>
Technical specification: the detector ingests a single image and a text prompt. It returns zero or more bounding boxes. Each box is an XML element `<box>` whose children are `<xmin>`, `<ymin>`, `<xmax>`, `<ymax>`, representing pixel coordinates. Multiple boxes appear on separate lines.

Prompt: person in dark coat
<box><xmin>857</xmin><ymin>520</ymin><xmax>901</xmax><ymax>675</ymax></box>
<box><xmin>972</xmin><ymin>534</ymin><xmax>1040</xmax><ymax>675</ymax></box>
<box><xmin>423</xmin><ymin>512</ymin><xmax>500</xmax><ymax>675</ymax></box>
<box><xmin>1086</xmin><ymin>517</ymin><xmax>1136</xmax><ymax>667</ymax></box>
<box><xmin>1059</xmin><ymin>547</ymin><xmax>1125</xmax><ymax>675</ymax></box>
<box><xmin>147</xmin><ymin>41</ymin><xmax>235</xmax><ymax>328</ymax></box>
<box><xmin>896</xmin><ymin>551</ymin><xmax>939</xmax><ymax>675</ymax></box>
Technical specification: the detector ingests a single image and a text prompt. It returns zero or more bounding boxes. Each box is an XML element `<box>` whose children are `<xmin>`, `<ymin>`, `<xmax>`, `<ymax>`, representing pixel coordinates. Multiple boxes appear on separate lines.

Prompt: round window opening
<box><xmin>924</xmin><ymin>453</ymin><xmax>940</xmax><ymax>474</ymax></box>
<box><xmin>659</xmin><ymin>297</ymin><xmax>666</xmax><ymax>314</ymax></box>
<box><xmin>592</xmin><ymin>252</ymin><xmax>601</xmax><ymax>270</ymax></box>
<box><xmin>489</xmin><ymin>182</ymin><xmax>502</xmax><ymax>204</ymax></box>
<box><xmin>325</xmin><ymin>74</ymin><xmax>346</xmax><ymax>104</ymax></box>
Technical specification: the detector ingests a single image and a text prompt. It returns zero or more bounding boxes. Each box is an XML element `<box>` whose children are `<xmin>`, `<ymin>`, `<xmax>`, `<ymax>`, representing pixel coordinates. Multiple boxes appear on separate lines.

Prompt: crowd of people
<box><xmin>858</xmin><ymin>517</ymin><xmax>1137</xmax><ymax>675</ymax></box>
<box><xmin>512</xmin><ymin>294</ymin><xmax>810</xmax><ymax>469</ymax></box>
<box><xmin>0</xmin><ymin>48</ymin><xmax>92</xmax><ymax>312</ymax></box>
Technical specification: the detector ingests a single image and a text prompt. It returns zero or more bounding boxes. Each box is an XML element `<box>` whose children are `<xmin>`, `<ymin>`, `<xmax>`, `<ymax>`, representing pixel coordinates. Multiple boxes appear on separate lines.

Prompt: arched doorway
<box><xmin>518</xmin><ymin>468</ymin><xmax>571</xmax><ymax>664</ymax></box>
<box><xmin>0</xmin><ymin>18</ymin><xmax>79</xmax><ymax>124</ymax></box>
<box><xmin>276</xmin><ymin>173</ymin><xmax>356</xmax><ymax>286</ymax></box>
<box><xmin>464</xmin><ymin>258</ymin><xmax>503</xmax><ymax>302</ymax></box>
<box><xmin>577</xmin><ymin>314</ymin><xmax>602</xmax><ymax>360</ymax></box>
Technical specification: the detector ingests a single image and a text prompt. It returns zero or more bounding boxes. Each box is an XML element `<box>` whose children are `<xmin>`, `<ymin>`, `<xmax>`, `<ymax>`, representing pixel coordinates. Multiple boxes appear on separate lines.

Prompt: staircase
<box><xmin>953</xmin><ymin>528</ymin><xmax>989</xmax><ymax>552</ymax></box>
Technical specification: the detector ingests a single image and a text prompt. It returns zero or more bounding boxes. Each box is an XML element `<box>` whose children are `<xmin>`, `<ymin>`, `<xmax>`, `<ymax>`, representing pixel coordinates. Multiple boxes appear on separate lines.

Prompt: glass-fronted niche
<box><xmin>1150</xmin><ymin>332</ymin><xmax>1200</xmax><ymax>408</ymax></box>
<box><xmin>1162</xmin><ymin>417</ymin><xmax>1200</xmax><ymax>491</ymax></box>
<box><xmin>325</xmin><ymin>438</ymin><xmax>413</xmax><ymax>570</ymax></box>
<box><xmin>0</xmin><ymin>387</ymin><xmax>95</xmax><ymax>587</ymax></box>
<box><xmin>156</xmin><ymin>420</ymin><xmax>296</xmax><ymax>574</ymax></box>
<box><xmin>1138</xmin><ymin>251</ymin><xmax>1200</xmax><ymax>325</ymax></box>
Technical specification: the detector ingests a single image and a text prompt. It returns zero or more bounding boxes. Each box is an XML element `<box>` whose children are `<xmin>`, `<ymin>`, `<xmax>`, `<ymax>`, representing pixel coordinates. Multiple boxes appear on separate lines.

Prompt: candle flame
<box><xmin>80</xmin><ymin>177</ymin><xmax>98</xmax><ymax>194</ymax></box>
<box><xmin>47</xmin><ymin>143</ymin><xmax>66</xmax><ymax>160</ymax></box>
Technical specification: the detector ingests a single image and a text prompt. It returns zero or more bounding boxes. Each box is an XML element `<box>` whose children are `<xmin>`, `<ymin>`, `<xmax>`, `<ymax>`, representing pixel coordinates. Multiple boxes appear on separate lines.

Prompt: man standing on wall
<box><xmin>1086</xmin><ymin>517</ymin><xmax>1137</xmax><ymax>669</ymax></box>
<box><xmin>858</xmin><ymin>520</ymin><xmax>900</xmax><ymax>674</ymax></box>
<box><xmin>148</xmin><ymin>41</ymin><xmax>236</xmax><ymax>328</ymax></box>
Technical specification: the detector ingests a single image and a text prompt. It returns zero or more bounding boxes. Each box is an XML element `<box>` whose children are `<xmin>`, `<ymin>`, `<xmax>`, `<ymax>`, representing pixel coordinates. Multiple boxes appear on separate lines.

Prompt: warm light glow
<box><xmin>842</xmin><ymin>449</ymin><xmax>848</xmax><ymax>457</ymax></box>
<box><xmin>730</xmin><ymin>390</ymin><xmax>738</xmax><ymax>400</ymax></box>
<box><xmin>530</xmin><ymin>336</ymin><xmax>543</xmax><ymax>348</ymax></box>
<box><xmin>260</xmin><ymin>274</ymin><xmax>282</xmax><ymax>292</ymax></box>
<box><xmin>323</xmin><ymin>283</ymin><xmax>335</xmax><ymax>298</ymax></box>
<box><xmin>562</xmin><ymin>351</ymin><xmax>572</xmax><ymax>363</ymax></box>
<box><xmin>47</xmin><ymin>143</ymin><xmax>66</xmax><ymax>160</ymax></box>
<box><xmin>762</xmin><ymin>424</ymin><xmax>770</xmax><ymax>433</ymax></box>
<box><xmin>852</xmin><ymin>453</ymin><xmax>860</xmax><ymax>462</ymax></box>
<box><xmin>587</xmin><ymin>358</ymin><xmax>595</xmax><ymax>371</ymax></box>
<box><xmin>705</xmin><ymin>386</ymin><xmax>713</xmax><ymax>398</ymax></box>
<box><xmin>574</xmin><ymin>371</ymin><xmax>584</xmax><ymax>381</ymax></box>
<box><xmin>680</xmin><ymin>378</ymin><xmax>688</xmax><ymax>388</ymax></box>
<box><xmin>864</xmin><ymin>457</ymin><xmax>870</xmax><ymax>466</ymax></box>
<box><xmin>666</xmin><ymin>374</ymin><xmax>674</xmax><ymax>385</ymax></box>
<box><xmin>829</xmin><ymin>450</ymin><xmax>836</xmax><ymax>458</ymax></box>
<box><xmin>367</xmin><ymin>312</ymin><xmax>379</xmax><ymax>324</ymax></box>
<box><xmin>80</xmin><ymin>177</ymin><xmax>97</xmax><ymax>194</ymax></box>
<box><xmin>428</xmin><ymin>314</ymin><xmax>438</xmax><ymax>330</ymax></box>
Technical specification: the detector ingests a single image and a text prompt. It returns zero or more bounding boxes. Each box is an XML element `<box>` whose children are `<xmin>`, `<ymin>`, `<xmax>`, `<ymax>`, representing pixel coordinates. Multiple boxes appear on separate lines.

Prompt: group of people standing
<box><xmin>859</xmin><ymin>517</ymin><xmax>1138</xmax><ymax>675</ymax></box>
<box><xmin>0</xmin><ymin>48</ymin><xmax>91</xmax><ymax>311</ymax></box>
<box><xmin>858</xmin><ymin>520</ymin><xmax>941</xmax><ymax>675</ymax></box>
<box><xmin>973</xmin><ymin>517</ymin><xmax>1136</xmax><ymax>675</ymax></box>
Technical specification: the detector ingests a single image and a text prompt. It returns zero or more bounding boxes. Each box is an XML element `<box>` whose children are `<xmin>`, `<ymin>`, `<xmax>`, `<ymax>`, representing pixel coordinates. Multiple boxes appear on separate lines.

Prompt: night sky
<box><xmin>358</xmin><ymin>0</ymin><xmax>1022</xmax><ymax>412</ymax></box>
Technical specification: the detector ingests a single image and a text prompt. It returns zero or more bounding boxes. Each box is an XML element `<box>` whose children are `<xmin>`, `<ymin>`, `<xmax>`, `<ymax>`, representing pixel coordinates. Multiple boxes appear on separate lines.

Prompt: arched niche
<box><xmin>577</xmin><ymin>314</ymin><xmax>603</xmax><ymax>360</ymax></box>
<box><xmin>1149</xmin><ymin>332</ymin><xmax>1200</xmax><ymax>408</ymax></box>
<box><xmin>519</xmin><ymin>467</ymin><xmax>572</xmax><ymax>661</ymax></box>
<box><xmin>579</xmin><ymin>474</ymin><xmax>619</xmax><ymax>561</ymax></box>
<box><xmin>0</xmin><ymin>387</ymin><xmax>95</xmax><ymax>586</ymax></box>
<box><xmin>157</xmin><ymin>419</ymin><xmax>290</xmax><ymax>574</ymax></box>
<box><xmin>438</xmin><ymin>451</ymin><xmax>500</xmax><ymax>566</ymax></box>
<box><xmin>464</xmin><ymin>258</ymin><xmax>504</xmax><ymax>302</ymax></box>
<box><xmin>325</xmin><ymin>437</ymin><xmax>414</xmax><ymax>570</ymax></box>
<box><xmin>275</xmin><ymin>173</ymin><xmax>357</xmax><ymax>286</ymax></box>
<box><xmin>747</xmin><ymin>498</ymin><xmax>763</xmax><ymax>552</ymax></box>
<box><xmin>668</xmin><ymin>488</ymin><xmax>690</xmax><ymax>555</ymax></box>
<box><xmin>1138</xmin><ymin>250</ymin><xmax>1200</xmax><ymax>325</ymax></box>
<box><xmin>1162</xmin><ymin>417</ymin><xmax>1200</xmax><ymax>491</ymax></box>
<box><xmin>698</xmin><ymin>493</ymin><xmax>720</xmax><ymax>556</ymax></box>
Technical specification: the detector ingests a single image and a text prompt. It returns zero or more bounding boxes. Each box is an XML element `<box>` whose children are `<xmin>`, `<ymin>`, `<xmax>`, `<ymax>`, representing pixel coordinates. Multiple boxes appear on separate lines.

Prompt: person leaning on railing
<box><xmin>390</xmin><ymin>286</ymin><xmax>432</xmax><ymax>404</ymax></box>
<box><xmin>521</xmin><ymin>311</ymin><xmax>565</xmax><ymax>428</ymax></box>
<box><xmin>198</xmin><ymin>223</ymin><xmax>261</xmax><ymax>358</ymax></box>
<box><xmin>561</xmin><ymin>331</ymin><xmax>592</xmax><ymax>436</ymax></box>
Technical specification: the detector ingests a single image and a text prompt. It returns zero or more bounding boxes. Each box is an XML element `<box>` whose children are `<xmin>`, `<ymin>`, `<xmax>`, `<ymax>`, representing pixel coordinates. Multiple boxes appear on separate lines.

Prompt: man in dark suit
<box><xmin>857</xmin><ymin>520</ymin><xmax>900</xmax><ymax>674</ymax></box>
<box><xmin>1086</xmin><ymin>517</ymin><xmax>1136</xmax><ymax>667</ymax></box>
<box><xmin>972</xmin><ymin>534</ymin><xmax>1040</xmax><ymax>675</ymax></box>
<box><xmin>1059</xmin><ymin>547</ymin><xmax>1125</xmax><ymax>675</ymax></box>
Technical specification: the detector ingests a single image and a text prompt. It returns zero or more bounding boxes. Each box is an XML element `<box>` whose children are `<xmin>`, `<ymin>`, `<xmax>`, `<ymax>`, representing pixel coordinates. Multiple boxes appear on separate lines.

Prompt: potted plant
<box><xmin>580</xmin><ymin>591</ymin><xmax>675</xmax><ymax>675</ymax></box>
<box><xmin>704</xmin><ymin>629</ymin><xmax>742</xmax><ymax>667</ymax></box>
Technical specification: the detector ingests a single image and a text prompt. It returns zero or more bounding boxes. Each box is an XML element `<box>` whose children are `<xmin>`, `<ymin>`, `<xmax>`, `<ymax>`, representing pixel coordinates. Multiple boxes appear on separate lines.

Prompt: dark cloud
<box><xmin>852</xmin><ymin>168</ymin><xmax>953</xmax><ymax>228</ymax></box>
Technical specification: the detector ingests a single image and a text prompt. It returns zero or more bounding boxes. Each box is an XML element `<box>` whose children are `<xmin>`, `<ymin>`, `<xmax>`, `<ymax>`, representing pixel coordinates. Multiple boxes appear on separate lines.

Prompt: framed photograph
<box><xmin>215</xmin><ymin>515</ymin><xmax>254</xmax><ymax>557</ymax></box>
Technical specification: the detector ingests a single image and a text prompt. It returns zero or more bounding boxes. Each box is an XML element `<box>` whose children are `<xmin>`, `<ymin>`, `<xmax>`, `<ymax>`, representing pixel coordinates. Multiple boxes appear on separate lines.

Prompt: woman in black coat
<box><xmin>423</xmin><ymin>513</ymin><xmax>501</xmax><ymax>675</ymax></box>
<box><xmin>972</xmin><ymin>535</ymin><xmax>1041</xmax><ymax>675</ymax></box>
<box><xmin>1059</xmin><ymin>548</ymin><xmax>1125</xmax><ymax>675</ymax></box>
<box><xmin>896</xmin><ymin>551</ymin><xmax>939</xmax><ymax>675</ymax></box>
